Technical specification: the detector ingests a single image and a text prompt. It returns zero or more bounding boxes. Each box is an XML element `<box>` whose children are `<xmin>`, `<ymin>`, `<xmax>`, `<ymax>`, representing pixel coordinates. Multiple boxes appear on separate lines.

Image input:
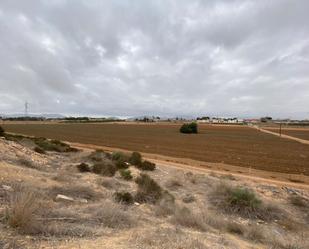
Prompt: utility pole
<box><xmin>25</xmin><ymin>101</ymin><xmax>29</xmax><ymax>117</ymax></box>
<box><xmin>279</xmin><ymin>123</ymin><xmax>282</xmax><ymax>137</ymax></box>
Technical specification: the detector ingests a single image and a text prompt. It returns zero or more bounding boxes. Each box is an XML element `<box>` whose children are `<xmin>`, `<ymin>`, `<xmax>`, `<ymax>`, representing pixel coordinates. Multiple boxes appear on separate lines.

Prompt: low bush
<box><xmin>129</xmin><ymin>152</ymin><xmax>142</xmax><ymax>166</ymax></box>
<box><xmin>289</xmin><ymin>195</ymin><xmax>308</xmax><ymax>208</ymax></box>
<box><xmin>180</xmin><ymin>122</ymin><xmax>198</xmax><ymax>134</ymax></box>
<box><xmin>6</xmin><ymin>190</ymin><xmax>42</xmax><ymax>235</ymax></box>
<box><xmin>92</xmin><ymin>201</ymin><xmax>134</xmax><ymax>228</ymax></box>
<box><xmin>34</xmin><ymin>146</ymin><xmax>46</xmax><ymax>154</ymax></box>
<box><xmin>137</xmin><ymin>160</ymin><xmax>156</xmax><ymax>171</ymax></box>
<box><xmin>0</xmin><ymin>126</ymin><xmax>5</xmax><ymax>136</ymax></box>
<box><xmin>92</xmin><ymin>160</ymin><xmax>116</xmax><ymax>177</ymax></box>
<box><xmin>34</xmin><ymin>138</ymin><xmax>78</xmax><ymax>153</ymax></box>
<box><xmin>119</xmin><ymin>169</ymin><xmax>133</xmax><ymax>180</ymax></box>
<box><xmin>114</xmin><ymin>191</ymin><xmax>134</xmax><ymax>205</ymax></box>
<box><xmin>172</xmin><ymin>206</ymin><xmax>207</xmax><ymax>231</ymax></box>
<box><xmin>18</xmin><ymin>158</ymin><xmax>36</xmax><ymax>169</ymax></box>
<box><xmin>112</xmin><ymin>151</ymin><xmax>130</xmax><ymax>162</ymax></box>
<box><xmin>209</xmin><ymin>183</ymin><xmax>279</xmax><ymax>220</ymax></box>
<box><xmin>226</xmin><ymin>222</ymin><xmax>245</xmax><ymax>235</ymax></box>
<box><xmin>135</xmin><ymin>174</ymin><xmax>162</xmax><ymax>203</ymax></box>
<box><xmin>77</xmin><ymin>163</ymin><xmax>91</xmax><ymax>173</ymax></box>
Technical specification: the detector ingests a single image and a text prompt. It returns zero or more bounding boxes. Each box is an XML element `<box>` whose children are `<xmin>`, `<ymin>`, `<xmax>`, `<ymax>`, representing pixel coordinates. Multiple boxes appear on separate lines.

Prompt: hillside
<box><xmin>0</xmin><ymin>136</ymin><xmax>308</xmax><ymax>249</ymax></box>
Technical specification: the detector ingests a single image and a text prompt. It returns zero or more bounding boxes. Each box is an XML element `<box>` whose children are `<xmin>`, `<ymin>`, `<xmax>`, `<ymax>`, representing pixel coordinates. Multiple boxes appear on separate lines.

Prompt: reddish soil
<box><xmin>2</xmin><ymin>123</ymin><xmax>309</xmax><ymax>175</ymax></box>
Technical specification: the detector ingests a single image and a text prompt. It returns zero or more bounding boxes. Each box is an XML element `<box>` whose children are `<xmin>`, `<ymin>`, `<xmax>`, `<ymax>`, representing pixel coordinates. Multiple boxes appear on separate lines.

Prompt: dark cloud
<box><xmin>0</xmin><ymin>0</ymin><xmax>308</xmax><ymax>118</ymax></box>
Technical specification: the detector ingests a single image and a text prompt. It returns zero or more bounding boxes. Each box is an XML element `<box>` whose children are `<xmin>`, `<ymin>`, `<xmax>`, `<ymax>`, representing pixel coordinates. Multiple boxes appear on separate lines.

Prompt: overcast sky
<box><xmin>0</xmin><ymin>0</ymin><xmax>308</xmax><ymax>118</ymax></box>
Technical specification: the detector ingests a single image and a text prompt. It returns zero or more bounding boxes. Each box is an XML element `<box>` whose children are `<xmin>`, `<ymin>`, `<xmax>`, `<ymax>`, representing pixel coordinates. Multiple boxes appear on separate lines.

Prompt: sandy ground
<box><xmin>1</xmin><ymin>137</ymin><xmax>309</xmax><ymax>249</ymax></box>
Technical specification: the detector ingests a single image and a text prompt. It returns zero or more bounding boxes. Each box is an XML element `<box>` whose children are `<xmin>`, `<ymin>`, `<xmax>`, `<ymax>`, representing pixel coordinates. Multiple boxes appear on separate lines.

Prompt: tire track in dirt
<box><xmin>251</xmin><ymin>125</ymin><xmax>309</xmax><ymax>145</ymax></box>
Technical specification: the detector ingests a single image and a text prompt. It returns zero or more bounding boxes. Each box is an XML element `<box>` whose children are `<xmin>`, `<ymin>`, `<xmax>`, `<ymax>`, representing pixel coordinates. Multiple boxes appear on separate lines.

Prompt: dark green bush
<box><xmin>209</xmin><ymin>183</ymin><xmax>280</xmax><ymax>220</ymax></box>
<box><xmin>33</xmin><ymin>138</ymin><xmax>78</xmax><ymax>153</ymax></box>
<box><xmin>137</xmin><ymin>160</ymin><xmax>156</xmax><ymax>171</ymax></box>
<box><xmin>34</xmin><ymin>146</ymin><xmax>45</xmax><ymax>154</ymax></box>
<box><xmin>180</xmin><ymin>122</ymin><xmax>198</xmax><ymax>134</ymax></box>
<box><xmin>115</xmin><ymin>158</ymin><xmax>129</xmax><ymax>169</ymax></box>
<box><xmin>129</xmin><ymin>152</ymin><xmax>142</xmax><ymax>166</ymax></box>
<box><xmin>112</xmin><ymin>151</ymin><xmax>130</xmax><ymax>162</ymax></box>
<box><xmin>119</xmin><ymin>169</ymin><xmax>133</xmax><ymax>180</ymax></box>
<box><xmin>114</xmin><ymin>191</ymin><xmax>134</xmax><ymax>205</ymax></box>
<box><xmin>135</xmin><ymin>174</ymin><xmax>162</xmax><ymax>203</ymax></box>
<box><xmin>92</xmin><ymin>161</ymin><xmax>116</xmax><ymax>176</ymax></box>
<box><xmin>0</xmin><ymin>126</ymin><xmax>4</xmax><ymax>136</ymax></box>
<box><xmin>77</xmin><ymin>163</ymin><xmax>91</xmax><ymax>173</ymax></box>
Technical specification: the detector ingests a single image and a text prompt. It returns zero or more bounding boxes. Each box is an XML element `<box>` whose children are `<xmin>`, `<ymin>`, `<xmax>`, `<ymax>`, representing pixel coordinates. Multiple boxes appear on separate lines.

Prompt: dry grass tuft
<box><xmin>135</xmin><ymin>174</ymin><xmax>162</xmax><ymax>203</ymax></box>
<box><xmin>245</xmin><ymin>225</ymin><xmax>265</xmax><ymax>243</ymax></box>
<box><xmin>50</xmin><ymin>184</ymin><xmax>100</xmax><ymax>201</ymax></box>
<box><xmin>289</xmin><ymin>195</ymin><xmax>308</xmax><ymax>208</ymax></box>
<box><xmin>91</xmin><ymin>201</ymin><xmax>135</xmax><ymax>229</ymax></box>
<box><xmin>165</xmin><ymin>178</ymin><xmax>183</xmax><ymax>190</ymax></box>
<box><xmin>131</xmin><ymin>227</ymin><xmax>207</xmax><ymax>249</ymax></box>
<box><xmin>172</xmin><ymin>206</ymin><xmax>207</xmax><ymax>231</ymax></box>
<box><xmin>18</xmin><ymin>158</ymin><xmax>37</xmax><ymax>169</ymax></box>
<box><xmin>5</xmin><ymin>189</ymin><xmax>43</xmax><ymax>235</ymax></box>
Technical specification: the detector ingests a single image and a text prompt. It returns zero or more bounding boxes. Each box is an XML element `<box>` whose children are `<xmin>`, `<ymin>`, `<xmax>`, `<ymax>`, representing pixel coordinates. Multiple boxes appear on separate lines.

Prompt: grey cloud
<box><xmin>0</xmin><ymin>0</ymin><xmax>308</xmax><ymax>118</ymax></box>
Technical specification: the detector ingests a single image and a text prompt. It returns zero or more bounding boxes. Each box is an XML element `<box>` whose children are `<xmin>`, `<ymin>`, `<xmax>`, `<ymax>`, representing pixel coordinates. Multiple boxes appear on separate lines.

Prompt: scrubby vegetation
<box><xmin>34</xmin><ymin>138</ymin><xmax>78</xmax><ymax>153</ymax></box>
<box><xmin>137</xmin><ymin>160</ymin><xmax>156</xmax><ymax>171</ymax></box>
<box><xmin>180</xmin><ymin>122</ymin><xmax>198</xmax><ymax>134</ymax></box>
<box><xmin>129</xmin><ymin>151</ymin><xmax>142</xmax><ymax>166</ymax></box>
<box><xmin>210</xmin><ymin>183</ymin><xmax>280</xmax><ymax>220</ymax></box>
<box><xmin>114</xmin><ymin>191</ymin><xmax>134</xmax><ymax>205</ymax></box>
<box><xmin>135</xmin><ymin>174</ymin><xmax>162</xmax><ymax>203</ymax></box>
<box><xmin>92</xmin><ymin>161</ymin><xmax>116</xmax><ymax>176</ymax></box>
<box><xmin>0</xmin><ymin>126</ymin><xmax>4</xmax><ymax>136</ymax></box>
<box><xmin>76</xmin><ymin>163</ymin><xmax>91</xmax><ymax>173</ymax></box>
<box><xmin>34</xmin><ymin>146</ymin><xmax>45</xmax><ymax>154</ymax></box>
<box><xmin>119</xmin><ymin>169</ymin><xmax>133</xmax><ymax>180</ymax></box>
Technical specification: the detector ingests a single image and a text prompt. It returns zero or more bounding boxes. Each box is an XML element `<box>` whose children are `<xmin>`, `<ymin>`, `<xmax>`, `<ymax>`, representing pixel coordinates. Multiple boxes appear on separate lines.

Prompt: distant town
<box><xmin>1</xmin><ymin>114</ymin><xmax>309</xmax><ymax>126</ymax></box>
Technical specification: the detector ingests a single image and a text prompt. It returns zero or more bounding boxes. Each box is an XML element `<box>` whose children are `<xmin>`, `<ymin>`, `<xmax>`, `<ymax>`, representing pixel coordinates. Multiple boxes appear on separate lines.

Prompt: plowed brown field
<box><xmin>265</xmin><ymin>127</ymin><xmax>309</xmax><ymax>141</ymax></box>
<box><xmin>2</xmin><ymin>123</ymin><xmax>309</xmax><ymax>175</ymax></box>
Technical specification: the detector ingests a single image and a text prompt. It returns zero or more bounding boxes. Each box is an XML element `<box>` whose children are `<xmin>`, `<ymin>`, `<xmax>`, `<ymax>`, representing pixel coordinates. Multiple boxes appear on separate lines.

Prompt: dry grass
<box><xmin>18</xmin><ymin>158</ymin><xmax>37</xmax><ymax>169</ymax></box>
<box><xmin>165</xmin><ymin>178</ymin><xmax>183</xmax><ymax>190</ymax></box>
<box><xmin>50</xmin><ymin>184</ymin><xmax>101</xmax><ymax>201</ymax></box>
<box><xmin>245</xmin><ymin>225</ymin><xmax>265</xmax><ymax>243</ymax></box>
<box><xmin>91</xmin><ymin>200</ymin><xmax>135</xmax><ymax>229</ymax></box>
<box><xmin>5</xmin><ymin>189</ymin><xmax>42</xmax><ymax>235</ymax></box>
<box><xmin>135</xmin><ymin>174</ymin><xmax>162</xmax><ymax>203</ymax></box>
<box><xmin>172</xmin><ymin>206</ymin><xmax>207</xmax><ymax>231</ymax></box>
<box><xmin>130</xmin><ymin>227</ymin><xmax>207</xmax><ymax>249</ymax></box>
<box><xmin>289</xmin><ymin>195</ymin><xmax>308</xmax><ymax>208</ymax></box>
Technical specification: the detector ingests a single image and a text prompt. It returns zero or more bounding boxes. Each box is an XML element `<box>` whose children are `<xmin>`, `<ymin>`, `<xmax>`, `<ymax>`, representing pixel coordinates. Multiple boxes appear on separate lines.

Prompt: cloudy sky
<box><xmin>0</xmin><ymin>0</ymin><xmax>308</xmax><ymax>118</ymax></box>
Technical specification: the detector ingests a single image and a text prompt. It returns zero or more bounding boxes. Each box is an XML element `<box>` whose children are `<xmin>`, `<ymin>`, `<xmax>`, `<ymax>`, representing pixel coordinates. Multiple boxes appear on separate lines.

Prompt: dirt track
<box><xmin>252</xmin><ymin>126</ymin><xmax>309</xmax><ymax>145</ymax></box>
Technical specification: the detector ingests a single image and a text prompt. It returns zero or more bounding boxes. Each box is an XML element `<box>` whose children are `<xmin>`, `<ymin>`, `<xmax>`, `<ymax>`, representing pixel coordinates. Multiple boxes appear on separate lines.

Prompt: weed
<box><xmin>137</xmin><ymin>160</ymin><xmax>156</xmax><ymax>171</ymax></box>
<box><xmin>34</xmin><ymin>146</ymin><xmax>46</xmax><ymax>154</ymax></box>
<box><xmin>119</xmin><ymin>169</ymin><xmax>133</xmax><ymax>180</ymax></box>
<box><xmin>92</xmin><ymin>160</ymin><xmax>116</xmax><ymax>176</ymax></box>
<box><xmin>172</xmin><ymin>206</ymin><xmax>207</xmax><ymax>231</ymax></box>
<box><xmin>135</xmin><ymin>174</ymin><xmax>162</xmax><ymax>203</ymax></box>
<box><xmin>18</xmin><ymin>158</ymin><xmax>36</xmax><ymax>169</ymax></box>
<box><xmin>129</xmin><ymin>152</ymin><xmax>142</xmax><ymax>166</ymax></box>
<box><xmin>76</xmin><ymin>163</ymin><xmax>91</xmax><ymax>173</ymax></box>
<box><xmin>289</xmin><ymin>195</ymin><xmax>308</xmax><ymax>208</ymax></box>
<box><xmin>114</xmin><ymin>191</ymin><xmax>134</xmax><ymax>205</ymax></box>
<box><xmin>226</xmin><ymin>222</ymin><xmax>244</xmax><ymax>235</ymax></box>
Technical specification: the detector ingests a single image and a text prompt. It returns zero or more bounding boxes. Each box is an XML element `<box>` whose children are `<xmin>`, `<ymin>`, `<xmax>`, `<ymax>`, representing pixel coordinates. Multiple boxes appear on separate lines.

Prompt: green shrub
<box><xmin>33</xmin><ymin>138</ymin><xmax>78</xmax><ymax>153</ymax></box>
<box><xmin>135</xmin><ymin>174</ymin><xmax>162</xmax><ymax>203</ymax></box>
<box><xmin>209</xmin><ymin>183</ymin><xmax>279</xmax><ymax>220</ymax></box>
<box><xmin>92</xmin><ymin>161</ymin><xmax>116</xmax><ymax>176</ymax></box>
<box><xmin>114</xmin><ymin>191</ymin><xmax>134</xmax><ymax>205</ymax></box>
<box><xmin>180</xmin><ymin>122</ymin><xmax>198</xmax><ymax>134</ymax></box>
<box><xmin>115</xmin><ymin>158</ymin><xmax>129</xmax><ymax>169</ymax></box>
<box><xmin>34</xmin><ymin>146</ymin><xmax>45</xmax><ymax>154</ymax></box>
<box><xmin>129</xmin><ymin>152</ymin><xmax>142</xmax><ymax>166</ymax></box>
<box><xmin>119</xmin><ymin>169</ymin><xmax>133</xmax><ymax>180</ymax></box>
<box><xmin>0</xmin><ymin>126</ymin><xmax>4</xmax><ymax>136</ymax></box>
<box><xmin>137</xmin><ymin>160</ymin><xmax>156</xmax><ymax>171</ymax></box>
<box><xmin>112</xmin><ymin>151</ymin><xmax>129</xmax><ymax>162</ymax></box>
<box><xmin>77</xmin><ymin>163</ymin><xmax>91</xmax><ymax>173</ymax></box>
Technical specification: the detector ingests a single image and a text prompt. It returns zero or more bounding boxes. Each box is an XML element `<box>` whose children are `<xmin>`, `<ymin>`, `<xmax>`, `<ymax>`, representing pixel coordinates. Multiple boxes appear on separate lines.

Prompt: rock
<box><xmin>2</xmin><ymin>185</ymin><xmax>13</xmax><ymax>192</ymax></box>
<box><xmin>134</xmin><ymin>202</ymin><xmax>140</xmax><ymax>206</ymax></box>
<box><xmin>55</xmin><ymin>194</ymin><xmax>74</xmax><ymax>202</ymax></box>
<box><xmin>77</xmin><ymin>198</ymin><xmax>88</xmax><ymax>204</ymax></box>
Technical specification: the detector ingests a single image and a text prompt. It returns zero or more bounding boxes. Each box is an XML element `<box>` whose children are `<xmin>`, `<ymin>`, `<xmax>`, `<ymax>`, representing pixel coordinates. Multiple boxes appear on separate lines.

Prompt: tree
<box><xmin>180</xmin><ymin>122</ymin><xmax>198</xmax><ymax>134</ymax></box>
